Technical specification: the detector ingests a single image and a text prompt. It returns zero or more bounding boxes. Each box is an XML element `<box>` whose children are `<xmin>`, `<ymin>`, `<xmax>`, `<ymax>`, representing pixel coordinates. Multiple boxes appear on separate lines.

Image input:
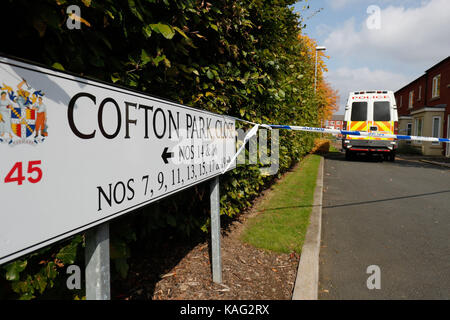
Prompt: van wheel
<box><xmin>388</xmin><ymin>152</ymin><xmax>396</xmax><ymax>162</ymax></box>
<box><xmin>345</xmin><ymin>150</ymin><xmax>353</xmax><ymax>160</ymax></box>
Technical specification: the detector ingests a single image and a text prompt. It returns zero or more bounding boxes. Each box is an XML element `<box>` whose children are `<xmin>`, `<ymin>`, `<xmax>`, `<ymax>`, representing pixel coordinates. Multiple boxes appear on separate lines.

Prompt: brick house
<box><xmin>395</xmin><ymin>56</ymin><xmax>450</xmax><ymax>156</ymax></box>
<box><xmin>326</xmin><ymin>114</ymin><xmax>344</xmax><ymax>130</ymax></box>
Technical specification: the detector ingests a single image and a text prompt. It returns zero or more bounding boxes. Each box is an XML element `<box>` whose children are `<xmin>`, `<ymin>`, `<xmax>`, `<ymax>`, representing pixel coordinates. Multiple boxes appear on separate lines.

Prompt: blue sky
<box><xmin>293</xmin><ymin>0</ymin><xmax>450</xmax><ymax>113</ymax></box>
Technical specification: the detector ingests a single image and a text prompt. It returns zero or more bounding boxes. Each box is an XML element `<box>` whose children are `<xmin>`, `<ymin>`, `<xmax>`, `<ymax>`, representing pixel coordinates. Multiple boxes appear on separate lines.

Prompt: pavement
<box><xmin>292</xmin><ymin>156</ymin><xmax>324</xmax><ymax>300</ymax></box>
<box><xmin>397</xmin><ymin>154</ymin><xmax>450</xmax><ymax>168</ymax></box>
<box><xmin>319</xmin><ymin>151</ymin><xmax>450</xmax><ymax>299</ymax></box>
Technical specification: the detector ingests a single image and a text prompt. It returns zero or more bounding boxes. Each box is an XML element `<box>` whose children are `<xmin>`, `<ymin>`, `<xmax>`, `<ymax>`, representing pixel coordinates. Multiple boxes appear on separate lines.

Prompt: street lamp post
<box><xmin>314</xmin><ymin>46</ymin><xmax>326</xmax><ymax>94</ymax></box>
<box><xmin>314</xmin><ymin>46</ymin><xmax>326</xmax><ymax>130</ymax></box>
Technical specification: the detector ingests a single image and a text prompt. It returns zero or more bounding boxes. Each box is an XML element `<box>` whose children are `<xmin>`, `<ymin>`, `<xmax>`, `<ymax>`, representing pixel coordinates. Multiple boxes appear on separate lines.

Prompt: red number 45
<box><xmin>4</xmin><ymin>161</ymin><xmax>43</xmax><ymax>185</ymax></box>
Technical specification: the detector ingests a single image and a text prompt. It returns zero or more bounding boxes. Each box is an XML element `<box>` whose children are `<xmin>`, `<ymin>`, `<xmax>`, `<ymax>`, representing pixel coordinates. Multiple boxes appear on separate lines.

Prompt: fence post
<box><xmin>85</xmin><ymin>223</ymin><xmax>111</xmax><ymax>300</ymax></box>
<box><xmin>210</xmin><ymin>176</ymin><xmax>222</xmax><ymax>284</ymax></box>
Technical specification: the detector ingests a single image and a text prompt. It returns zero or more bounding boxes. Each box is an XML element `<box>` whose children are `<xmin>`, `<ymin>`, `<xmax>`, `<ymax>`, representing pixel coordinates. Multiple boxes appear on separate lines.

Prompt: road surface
<box><xmin>319</xmin><ymin>152</ymin><xmax>450</xmax><ymax>299</ymax></box>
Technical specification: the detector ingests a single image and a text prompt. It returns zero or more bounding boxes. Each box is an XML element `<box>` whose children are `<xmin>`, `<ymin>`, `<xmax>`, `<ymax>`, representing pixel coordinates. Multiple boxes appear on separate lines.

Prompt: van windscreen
<box><xmin>373</xmin><ymin>101</ymin><xmax>390</xmax><ymax>121</ymax></box>
<box><xmin>351</xmin><ymin>102</ymin><xmax>367</xmax><ymax>121</ymax></box>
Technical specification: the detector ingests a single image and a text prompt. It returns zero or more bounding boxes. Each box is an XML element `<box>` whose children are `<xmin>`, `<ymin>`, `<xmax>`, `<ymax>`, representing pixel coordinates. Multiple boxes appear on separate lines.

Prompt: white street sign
<box><xmin>0</xmin><ymin>56</ymin><xmax>236</xmax><ymax>265</ymax></box>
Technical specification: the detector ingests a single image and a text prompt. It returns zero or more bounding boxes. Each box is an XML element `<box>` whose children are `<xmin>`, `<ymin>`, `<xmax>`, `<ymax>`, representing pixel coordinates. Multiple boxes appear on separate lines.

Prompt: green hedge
<box><xmin>0</xmin><ymin>0</ymin><xmax>325</xmax><ymax>299</ymax></box>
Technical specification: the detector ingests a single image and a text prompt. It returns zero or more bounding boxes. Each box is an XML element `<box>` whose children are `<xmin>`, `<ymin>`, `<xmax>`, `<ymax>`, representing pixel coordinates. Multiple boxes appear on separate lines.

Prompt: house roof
<box><xmin>395</xmin><ymin>74</ymin><xmax>426</xmax><ymax>94</ymax></box>
<box><xmin>395</xmin><ymin>56</ymin><xmax>450</xmax><ymax>94</ymax></box>
<box><xmin>331</xmin><ymin>114</ymin><xmax>344</xmax><ymax>121</ymax></box>
<box><xmin>425</xmin><ymin>56</ymin><xmax>450</xmax><ymax>73</ymax></box>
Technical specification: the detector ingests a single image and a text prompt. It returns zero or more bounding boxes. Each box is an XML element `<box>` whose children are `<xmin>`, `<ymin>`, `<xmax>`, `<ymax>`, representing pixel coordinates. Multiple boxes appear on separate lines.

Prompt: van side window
<box><xmin>351</xmin><ymin>102</ymin><xmax>367</xmax><ymax>121</ymax></box>
<box><xmin>373</xmin><ymin>101</ymin><xmax>391</xmax><ymax>121</ymax></box>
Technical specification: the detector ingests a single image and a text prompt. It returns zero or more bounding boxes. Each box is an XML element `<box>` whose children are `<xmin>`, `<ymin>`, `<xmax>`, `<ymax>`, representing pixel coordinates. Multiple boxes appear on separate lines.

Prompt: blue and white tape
<box><xmin>267</xmin><ymin>125</ymin><xmax>450</xmax><ymax>144</ymax></box>
<box><xmin>223</xmin><ymin>124</ymin><xmax>260</xmax><ymax>173</ymax></box>
<box><xmin>221</xmin><ymin>121</ymin><xmax>449</xmax><ymax>175</ymax></box>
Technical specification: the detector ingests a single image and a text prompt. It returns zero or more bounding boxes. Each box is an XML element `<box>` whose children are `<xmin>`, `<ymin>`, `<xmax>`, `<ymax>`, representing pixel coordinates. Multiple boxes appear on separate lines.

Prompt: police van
<box><xmin>342</xmin><ymin>90</ymin><xmax>399</xmax><ymax>161</ymax></box>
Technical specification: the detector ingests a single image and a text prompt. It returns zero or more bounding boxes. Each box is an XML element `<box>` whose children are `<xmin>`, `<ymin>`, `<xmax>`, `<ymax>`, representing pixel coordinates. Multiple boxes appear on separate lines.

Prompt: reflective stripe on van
<box><xmin>349</xmin><ymin>121</ymin><xmax>369</xmax><ymax>140</ymax></box>
<box><xmin>348</xmin><ymin>121</ymin><xmax>395</xmax><ymax>141</ymax></box>
<box><xmin>371</xmin><ymin>121</ymin><xmax>395</xmax><ymax>141</ymax></box>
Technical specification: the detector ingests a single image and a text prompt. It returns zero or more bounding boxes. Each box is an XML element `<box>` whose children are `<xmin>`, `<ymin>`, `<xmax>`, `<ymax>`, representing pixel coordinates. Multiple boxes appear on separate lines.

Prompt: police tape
<box><xmin>221</xmin><ymin>122</ymin><xmax>450</xmax><ymax>173</ymax></box>
<box><xmin>265</xmin><ymin>125</ymin><xmax>450</xmax><ymax>144</ymax></box>
<box><xmin>223</xmin><ymin>124</ymin><xmax>260</xmax><ymax>173</ymax></box>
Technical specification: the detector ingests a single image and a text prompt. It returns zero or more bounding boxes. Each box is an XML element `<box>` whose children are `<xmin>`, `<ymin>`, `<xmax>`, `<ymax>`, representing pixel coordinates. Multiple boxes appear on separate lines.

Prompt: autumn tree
<box><xmin>298</xmin><ymin>33</ymin><xmax>340</xmax><ymax>125</ymax></box>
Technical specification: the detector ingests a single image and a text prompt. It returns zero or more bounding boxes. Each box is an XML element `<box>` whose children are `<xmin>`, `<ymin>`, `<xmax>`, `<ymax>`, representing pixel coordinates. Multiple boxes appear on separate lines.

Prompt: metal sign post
<box><xmin>85</xmin><ymin>223</ymin><xmax>111</xmax><ymax>300</ymax></box>
<box><xmin>210</xmin><ymin>176</ymin><xmax>222</xmax><ymax>284</ymax></box>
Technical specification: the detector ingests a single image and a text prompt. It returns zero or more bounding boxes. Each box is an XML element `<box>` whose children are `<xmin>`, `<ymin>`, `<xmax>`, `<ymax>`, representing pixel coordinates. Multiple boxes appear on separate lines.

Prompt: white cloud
<box><xmin>324</xmin><ymin>0</ymin><xmax>450</xmax><ymax>65</ymax></box>
<box><xmin>321</xmin><ymin>0</ymin><xmax>450</xmax><ymax>113</ymax></box>
<box><xmin>325</xmin><ymin>67</ymin><xmax>410</xmax><ymax>113</ymax></box>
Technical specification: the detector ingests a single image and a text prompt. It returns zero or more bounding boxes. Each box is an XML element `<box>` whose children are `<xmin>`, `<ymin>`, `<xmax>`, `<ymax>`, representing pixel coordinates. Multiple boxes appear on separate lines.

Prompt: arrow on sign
<box><xmin>161</xmin><ymin>147</ymin><xmax>174</xmax><ymax>164</ymax></box>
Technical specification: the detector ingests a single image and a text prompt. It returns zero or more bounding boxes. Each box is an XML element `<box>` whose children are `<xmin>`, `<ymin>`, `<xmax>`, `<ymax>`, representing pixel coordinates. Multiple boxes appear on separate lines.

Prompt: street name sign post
<box><xmin>0</xmin><ymin>55</ymin><xmax>236</xmax><ymax>298</ymax></box>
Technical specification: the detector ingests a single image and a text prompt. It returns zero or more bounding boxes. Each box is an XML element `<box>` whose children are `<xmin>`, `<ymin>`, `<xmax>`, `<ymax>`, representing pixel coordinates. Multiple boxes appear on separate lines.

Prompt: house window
<box><xmin>330</xmin><ymin>121</ymin><xmax>334</xmax><ymax>125</ymax></box>
<box><xmin>407</xmin><ymin>123</ymin><xmax>412</xmax><ymax>135</ymax></box>
<box><xmin>414</xmin><ymin>118</ymin><xmax>423</xmax><ymax>144</ymax></box>
<box><xmin>432</xmin><ymin>116</ymin><xmax>441</xmax><ymax>145</ymax></box>
<box><xmin>418</xmin><ymin>86</ymin><xmax>422</xmax><ymax>101</ymax></box>
<box><xmin>408</xmin><ymin>91</ymin><xmax>414</xmax><ymax>109</ymax></box>
<box><xmin>400</xmin><ymin>95</ymin><xmax>403</xmax><ymax>108</ymax></box>
<box><xmin>432</xmin><ymin>74</ymin><xmax>441</xmax><ymax>98</ymax></box>
<box><xmin>406</xmin><ymin>123</ymin><xmax>412</xmax><ymax>145</ymax></box>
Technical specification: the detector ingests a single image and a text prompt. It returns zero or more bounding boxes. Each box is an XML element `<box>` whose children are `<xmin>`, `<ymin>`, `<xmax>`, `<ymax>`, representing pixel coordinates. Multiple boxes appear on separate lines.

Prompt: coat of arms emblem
<box><xmin>0</xmin><ymin>79</ymin><xmax>47</xmax><ymax>145</ymax></box>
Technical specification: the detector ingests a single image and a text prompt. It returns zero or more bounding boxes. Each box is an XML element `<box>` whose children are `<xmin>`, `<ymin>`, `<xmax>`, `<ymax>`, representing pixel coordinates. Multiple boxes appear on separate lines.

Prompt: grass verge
<box><xmin>241</xmin><ymin>154</ymin><xmax>321</xmax><ymax>254</ymax></box>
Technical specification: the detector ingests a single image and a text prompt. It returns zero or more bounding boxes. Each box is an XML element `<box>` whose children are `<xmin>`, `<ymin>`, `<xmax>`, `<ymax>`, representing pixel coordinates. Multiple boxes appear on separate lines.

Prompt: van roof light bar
<box><xmin>353</xmin><ymin>90</ymin><xmax>389</xmax><ymax>95</ymax></box>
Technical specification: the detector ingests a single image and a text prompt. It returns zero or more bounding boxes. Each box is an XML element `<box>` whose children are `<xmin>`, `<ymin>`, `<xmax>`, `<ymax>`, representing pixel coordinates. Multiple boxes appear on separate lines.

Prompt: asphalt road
<box><xmin>319</xmin><ymin>152</ymin><xmax>450</xmax><ymax>299</ymax></box>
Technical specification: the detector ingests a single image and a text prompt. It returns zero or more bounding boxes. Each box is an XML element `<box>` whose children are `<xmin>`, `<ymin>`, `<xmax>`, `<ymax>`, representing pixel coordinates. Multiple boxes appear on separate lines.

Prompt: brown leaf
<box><xmin>54</xmin><ymin>259</ymin><xmax>64</xmax><ymax>268</ymax></box>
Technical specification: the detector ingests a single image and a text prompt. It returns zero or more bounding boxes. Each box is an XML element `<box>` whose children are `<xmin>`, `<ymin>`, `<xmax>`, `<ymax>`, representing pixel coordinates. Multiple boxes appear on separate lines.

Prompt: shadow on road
<box><xmin>326</xmin><ymin>151</ymin><xmax>385</xmax><ymax>163</ymax></box>
<box><xmin>324</xmin><ymin>151</ymin><xmax>450</xmax><ymax>170</ymax></box>
<box><xmin>263</xmin><ymin>189</ymin><xmax>450</xmax><ymax>211</ymax></box>
<box><xmin>323</xmin><ymin>189</ymin><xmax>450</xmax><ymax>209</ymax></box>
